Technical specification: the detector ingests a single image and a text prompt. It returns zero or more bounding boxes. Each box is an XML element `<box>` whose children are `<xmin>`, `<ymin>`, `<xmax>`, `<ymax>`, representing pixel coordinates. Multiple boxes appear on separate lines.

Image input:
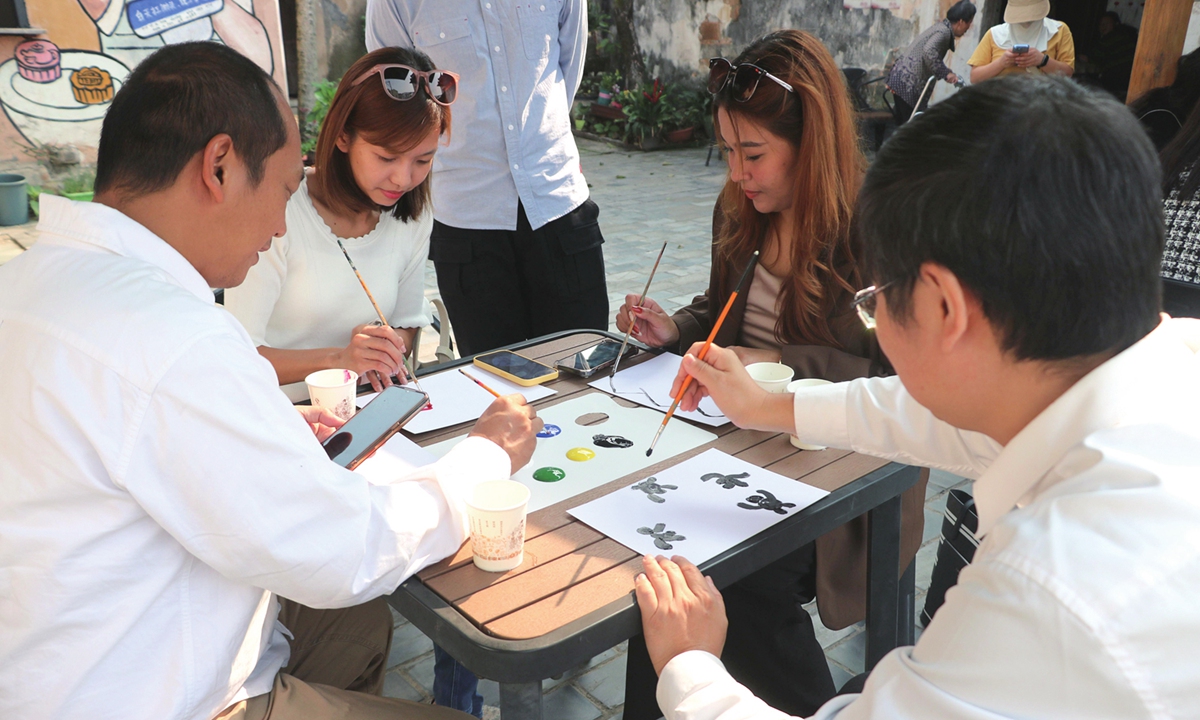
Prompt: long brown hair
<box><xmin>308</xmin><ymin>47</ymin><xmax>451</xmax><ymax>222</ymax></box>
<box><xmin>714</xmin><ymin>30</ymin><xmax>865</xmax><ymax>347</ymax></box>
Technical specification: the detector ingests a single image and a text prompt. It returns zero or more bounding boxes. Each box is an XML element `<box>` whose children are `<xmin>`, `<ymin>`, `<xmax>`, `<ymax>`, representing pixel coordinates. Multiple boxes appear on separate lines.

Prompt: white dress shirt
<box><xmin>224</xmin><ymin>178</ymin><xmax>433</xmax><ymax>401</ymax></box>
<box><xmin>365</xmin><ymin>0</ymin><xmax>590</xmax><ymax>231</ymax></box>
<box><xmin>0</xmin><ymin>196</ymin><xmax>510</xmax><ymax>720</ymax></box>
<box><xmin>657</xmin><ymin>318</ymin><xmax>1200</xmax><ymax>719</ymax></box>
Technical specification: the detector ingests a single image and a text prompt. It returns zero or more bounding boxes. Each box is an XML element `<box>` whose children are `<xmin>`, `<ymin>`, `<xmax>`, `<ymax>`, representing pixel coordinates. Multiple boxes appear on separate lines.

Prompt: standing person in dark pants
<box><xmin>887</xmin><ymin>1</ymin><xmax>976</xmax><ymax>125</ymax></box>
<box><xmin>365</xmin><ymin>0</ymin><xmax>608</xmax><ymax>358</ymax></box>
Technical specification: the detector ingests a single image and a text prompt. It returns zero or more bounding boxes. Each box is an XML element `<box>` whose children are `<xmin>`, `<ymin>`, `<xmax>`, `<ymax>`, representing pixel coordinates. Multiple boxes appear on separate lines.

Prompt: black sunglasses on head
<box><xmin>707</xmin><ymin>57</ymin><xmax>795</xmax><ymax>102</ymax></box>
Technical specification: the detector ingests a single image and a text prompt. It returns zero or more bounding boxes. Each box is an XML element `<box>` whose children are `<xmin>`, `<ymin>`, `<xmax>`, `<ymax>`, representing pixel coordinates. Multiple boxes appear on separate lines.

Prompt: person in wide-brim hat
<box><xmin>970</xmin><ymin>0</ymin><xmax>1075</xmax><ymax>82</ymax></box>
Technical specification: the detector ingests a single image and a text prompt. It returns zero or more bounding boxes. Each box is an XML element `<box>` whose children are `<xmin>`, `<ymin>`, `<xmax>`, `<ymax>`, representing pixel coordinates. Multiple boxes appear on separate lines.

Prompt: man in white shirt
<box><xmin>365</xmin><ymin>0</ymin><xmax>609</xmax><ymax>357</ymax></box>
<box><xmin>633</xmin><ymin>76</ymin><xmax>1200</xmax><ymax>718</ymax></box>
<box><xmin>0</xmin><ymin>42</ymin><xmax>538</xmax><ymax>720</ymax></box>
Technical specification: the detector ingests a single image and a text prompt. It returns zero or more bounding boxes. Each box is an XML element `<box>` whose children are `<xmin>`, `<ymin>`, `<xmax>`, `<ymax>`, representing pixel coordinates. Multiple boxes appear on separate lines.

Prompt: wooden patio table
<box><xmin>386</xmin><ymin>330</ymin><xmax>920</xmax><ymax>720</ymax></box>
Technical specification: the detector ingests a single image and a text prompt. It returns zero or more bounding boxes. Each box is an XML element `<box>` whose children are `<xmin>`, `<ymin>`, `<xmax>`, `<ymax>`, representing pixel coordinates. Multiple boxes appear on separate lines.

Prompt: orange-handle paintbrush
<box><xmin>459</xmin><ymin>368</ymin><xmax>502</xmax><ymax>397</ymax></box>
<box><xmin>646</xmin><ymin>250</ymin><xmax>760</xmax><ymax>456</ymax></box>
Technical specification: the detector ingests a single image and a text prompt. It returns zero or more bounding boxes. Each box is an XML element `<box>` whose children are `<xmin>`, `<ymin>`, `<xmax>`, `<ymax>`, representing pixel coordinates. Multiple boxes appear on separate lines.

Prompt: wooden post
<box><xmin>1127</xmin><ymin>0</ymin><xmax>1195</xmax><ymax>103</ymax></box>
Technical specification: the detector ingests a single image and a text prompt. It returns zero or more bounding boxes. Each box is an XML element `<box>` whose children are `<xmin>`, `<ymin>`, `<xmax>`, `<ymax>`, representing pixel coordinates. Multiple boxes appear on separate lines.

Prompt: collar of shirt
<box><xmin>991</xmin><ymin>18</ymin><xmax>1063</xmax><ymax>51</ymax></box>
<box><xmin>973</xmin><ymin>317</ymin><xmax>1198</xmax><ymax>536</ymax></box>
<box><xmin>37</xmin><ymin>194</ymin><xmax>214</xmax><ymax>304</ymax></box>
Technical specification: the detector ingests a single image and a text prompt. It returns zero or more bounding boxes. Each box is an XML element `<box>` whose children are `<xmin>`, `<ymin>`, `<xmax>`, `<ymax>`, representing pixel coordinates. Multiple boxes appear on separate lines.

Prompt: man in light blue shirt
<box><xmin>366</xmin><ymin>0</ymin><xmax>608</xmax><ymax>356</ymax></box>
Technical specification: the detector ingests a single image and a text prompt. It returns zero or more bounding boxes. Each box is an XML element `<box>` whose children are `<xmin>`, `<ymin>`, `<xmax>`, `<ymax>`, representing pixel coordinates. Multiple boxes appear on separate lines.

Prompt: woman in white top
<box><xmin>226</xmin><ymin>46</ymin><xmax>456</xmax><ymax>400</ymax></box>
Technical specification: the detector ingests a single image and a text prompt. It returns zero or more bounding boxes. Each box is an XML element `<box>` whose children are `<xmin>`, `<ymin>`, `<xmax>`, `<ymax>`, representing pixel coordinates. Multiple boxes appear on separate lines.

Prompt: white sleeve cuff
<box><xmin>657</xmin><ymin>650</ymin><xmax>730</xmax><ymax>718</ymax></box>
<box><xmin>792</xmin><ymin>380</ymin><xmax>854</xmax><ymax>449</ymax></box>
<box><xmin>434</xmin><ymin>435</ymin><xmax>512</xmax><ymax>539</ymax></box>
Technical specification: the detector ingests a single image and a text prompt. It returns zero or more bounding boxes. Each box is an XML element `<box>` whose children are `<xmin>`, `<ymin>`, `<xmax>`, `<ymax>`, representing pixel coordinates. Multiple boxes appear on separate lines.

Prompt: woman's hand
<box><xmin>1000</xmin><ymin>50</ymin><xmax>1020</xmax><ymax>68</ymax></box>
<box><xmin>333</xmin><ymin>323</ymin><xmax>409</xmax><ymax>392</ymax></box>
<box><xmin>297</xmin><ymin>406</ymin><xmax>344</xmax><ymax>442</ymax></box>
<box><xmin>1015</xmin><ymin>48</ymin><xmax>1045</xmax><ymax>68</ymax></box>
<box><xmin>729</xmin><ymin>346</ymin><xmax>782</xmax><ymax>367</ymax></box>
<box><xmin>615</xmin><ymin>294</ymin><xmax>680</xmax><ymax>348</ymax></box>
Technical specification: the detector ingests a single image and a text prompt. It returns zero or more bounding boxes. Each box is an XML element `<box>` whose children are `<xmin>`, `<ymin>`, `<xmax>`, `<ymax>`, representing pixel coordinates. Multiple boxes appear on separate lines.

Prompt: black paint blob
<box><xmin>592</xmin><ymin>433</ymin><xmax>634</xmax><ymax>449</ymax></box>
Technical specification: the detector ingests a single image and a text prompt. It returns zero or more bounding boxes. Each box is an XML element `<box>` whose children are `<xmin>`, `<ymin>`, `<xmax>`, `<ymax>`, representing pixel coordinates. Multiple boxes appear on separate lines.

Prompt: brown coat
<box><xmin>669</xmin><ymin>211</ymin><xmax>926</xmax><ymax>630</ymax></box>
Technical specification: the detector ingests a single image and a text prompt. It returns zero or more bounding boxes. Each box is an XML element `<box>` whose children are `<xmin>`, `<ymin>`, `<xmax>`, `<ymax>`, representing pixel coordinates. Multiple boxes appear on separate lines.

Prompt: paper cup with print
<box><xmin>746</xmin><ymin>362</ymin><xmax>795</xmax><ymax>393</ymax></box>
<box><xmin>305</xmin><ymin>369</ymin><xmax>358</xmax><ymax>421</ymax></box>
<box><xmin>466</xmin><ymin>480</ymin><xmax>530</xmax><ymax>572</ymax></box>
<box><xmin>787</xmin><ymin>378</ymin><xmax>833</xmax><ymax>450</ymax></box>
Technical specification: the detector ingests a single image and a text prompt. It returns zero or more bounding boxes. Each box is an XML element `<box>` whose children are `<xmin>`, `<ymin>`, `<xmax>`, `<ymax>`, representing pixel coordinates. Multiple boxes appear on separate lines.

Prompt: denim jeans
<box><xmin>432</xmin><ymin>645</ymin><xmax>482</xmax><ymax>718</ymax></box>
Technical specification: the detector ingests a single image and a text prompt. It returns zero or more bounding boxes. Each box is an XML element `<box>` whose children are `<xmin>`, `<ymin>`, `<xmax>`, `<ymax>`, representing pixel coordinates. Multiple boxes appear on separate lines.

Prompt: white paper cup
<box><xmin>746</xmin><ymin>362</ymin><xmax>795</xmax><ymax>393</ymax></box>
<box><xmin>787</xmin><ymin>378</ymin><xmax>834</xmax><ymax>450</ymax></box>
<box><xmin>465</xmin><ymin>480</ymin><xmax>530</xmax><ymax>572</ymax></box>
<box><xmin>305</xmin><ymin>368</ymin><xmax>358</xmax><ymax>421</ymax></box>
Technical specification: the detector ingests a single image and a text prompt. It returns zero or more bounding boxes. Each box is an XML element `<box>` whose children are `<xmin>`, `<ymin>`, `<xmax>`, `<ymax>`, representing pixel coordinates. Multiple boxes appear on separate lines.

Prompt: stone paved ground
<box><xmin>0</xmin><ymin>139</ymin><xmax>972</xmax><ymax>719</ymax></box>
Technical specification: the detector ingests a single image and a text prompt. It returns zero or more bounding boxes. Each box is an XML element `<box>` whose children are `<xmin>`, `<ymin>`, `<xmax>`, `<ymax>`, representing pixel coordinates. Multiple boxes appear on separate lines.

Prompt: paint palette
<box><xmin>425</xmin><ymin>393</ymin><xmax>716</xmax><ymax>512</ymax></box>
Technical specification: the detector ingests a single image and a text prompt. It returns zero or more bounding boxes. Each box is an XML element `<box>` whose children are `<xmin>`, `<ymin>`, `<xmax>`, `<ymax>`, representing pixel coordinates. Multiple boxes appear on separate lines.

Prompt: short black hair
<box><xmin>947</xmin><ymin>1</ymin><xmax>977</xmax><ymax>23</ymax></box>
<box><xmin>95</xmin><ymin>42</ymin><xmax>288</xmax><ymax>197</ymax></box>
<box><xmin>858</xmin><ymin>76</ymin><xmax>1163</xmax><ymax>361</ymax></box>
<box><xmin>1102</xmin><ymin>10</ymin><xmax>1121</xmax><ymax>23</ymax></box>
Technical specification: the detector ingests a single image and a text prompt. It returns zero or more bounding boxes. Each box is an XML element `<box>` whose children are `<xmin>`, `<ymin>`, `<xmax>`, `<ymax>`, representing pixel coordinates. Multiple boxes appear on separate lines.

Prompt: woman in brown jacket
<box><xmin>617</xmin><ymin>30</ymin><xmax>926</xmax><ymax>718</ymax></box>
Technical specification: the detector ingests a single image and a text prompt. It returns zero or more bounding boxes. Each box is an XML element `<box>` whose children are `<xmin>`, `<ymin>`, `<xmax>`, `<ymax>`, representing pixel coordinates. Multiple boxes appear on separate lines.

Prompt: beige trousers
<box><xmin>217</xmin><ymin>598</ymin><xmax>469</xmax><ymax>720</ymax></box>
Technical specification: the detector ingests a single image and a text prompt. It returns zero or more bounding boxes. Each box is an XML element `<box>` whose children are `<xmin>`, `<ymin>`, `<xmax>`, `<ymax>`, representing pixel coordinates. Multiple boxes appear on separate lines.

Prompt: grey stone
<box><xmin>573</xmin><ymin>652</ymin><xmax>629</xmax><ymax>708</ymax></box>
<box><xmin>543</xmin><ymin>684</ymin><xmax>603</xmax><ymax>720</ymax></box>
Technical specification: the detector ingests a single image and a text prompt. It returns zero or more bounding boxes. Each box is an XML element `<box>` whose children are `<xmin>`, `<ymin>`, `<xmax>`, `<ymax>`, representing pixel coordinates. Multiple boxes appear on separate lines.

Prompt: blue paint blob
<box><xmin>537</xmin><ymin>423</ymin><xmax>562</xmax><ymax>438</ymax></box>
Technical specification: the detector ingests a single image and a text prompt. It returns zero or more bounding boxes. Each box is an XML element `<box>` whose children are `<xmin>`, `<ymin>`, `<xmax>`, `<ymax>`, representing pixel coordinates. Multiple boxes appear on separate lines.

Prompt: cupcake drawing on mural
<box><xmin>70</xmin><ymin>67</ymin><xmax>114</xmax><ymax>105</ymax></box>
<box><xmin>14</xmin><ymin>40</ymin><xmax>61</xmax><ymax>84</ymax></box>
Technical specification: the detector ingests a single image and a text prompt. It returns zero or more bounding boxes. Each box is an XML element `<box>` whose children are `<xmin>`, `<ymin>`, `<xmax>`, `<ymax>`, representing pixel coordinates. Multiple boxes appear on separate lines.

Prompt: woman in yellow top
<box><xmin>969</xmin><ymin>0</ymin><xmax>1075</xmax><ymax>82</ymax></box>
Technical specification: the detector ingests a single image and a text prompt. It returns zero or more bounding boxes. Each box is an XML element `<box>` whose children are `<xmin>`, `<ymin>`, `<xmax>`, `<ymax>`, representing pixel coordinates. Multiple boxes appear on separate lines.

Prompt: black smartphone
<box><xmin>1013</xmin><ymin>44</ymin><xmax>1030</xmax><ymax>54</ymax></box>
<box><xmin>473</xmin><ymin>350</ymin><xmax>558</xmax><ymax>386</ymax></box>
<box><xmin>322</xmin><ymin>385</ymin><xmax>429</xmax><ymax>469</ymax></box>
<box><xmin>556</xmin><ymin>339</ymin><xmax>637</xmax><ymax>377</ymax></box>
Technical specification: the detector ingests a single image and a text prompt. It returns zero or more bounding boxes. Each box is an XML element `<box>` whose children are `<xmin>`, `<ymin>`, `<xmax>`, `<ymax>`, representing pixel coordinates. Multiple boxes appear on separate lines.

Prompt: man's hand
<box><xmin>298</xmin><ymin>405</ymin><xmax>344</xmax><ymax>442</ymax></box>
<box><xmin>469</xmin><ymin>395</ymin><xmax>543</xmax><ymax>471</ymax></box>
<box><xmin>615</xmin><ymin>294</ymin><xmax>680</xmax><ymax>349</ymax></box>
<box><xmin>635</xmin><ymin>555</ymin><xmax>728</xmax><ymax>676</ymax></box>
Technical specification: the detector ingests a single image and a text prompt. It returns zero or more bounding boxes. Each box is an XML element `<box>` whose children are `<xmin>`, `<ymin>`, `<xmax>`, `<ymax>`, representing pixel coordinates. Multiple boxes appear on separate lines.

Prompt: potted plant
<box><xmin>596</xmin><ymin>70</ymin><xmax>621</xmax><ymax>106</ymax></box>
<box><xmin>664</xmin><ymin>88</ymin><xmax>709</xmax><ymax>144</ymax></box>
<box><xmin>622</xmin><ymin>79</ymin><xmax>670</xmax><ymax>149</ymax></box>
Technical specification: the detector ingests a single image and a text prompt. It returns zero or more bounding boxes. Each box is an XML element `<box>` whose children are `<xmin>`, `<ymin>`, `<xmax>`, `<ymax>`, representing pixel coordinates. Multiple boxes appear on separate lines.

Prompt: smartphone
<box><xmin>322</xmin><ymin>385</ymin><xmax>429</xmax><ymax>469</ymax></box>
<box><xmin>473</xmin><ymin>350</ymin><xmax>559</xmax><ymax>386</ymax></box>
<box><xmin>1013</xmin><ymin>44</ymin><xmax>1029</xmax><ymax>54</ymax></box>
<box><xmin>556</xmin><ymin>339</ymin><xmax>637</xmax><ymax>378</ymax></box>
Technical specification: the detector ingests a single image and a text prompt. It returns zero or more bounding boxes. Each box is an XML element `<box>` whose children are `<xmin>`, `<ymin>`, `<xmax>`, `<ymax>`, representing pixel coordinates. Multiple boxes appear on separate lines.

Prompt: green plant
<box><xmin>587</xmin><ymin>0</ymin><xmax>616</xmax><ymax>57</ymax></box>
<box><xmin>663</xmin><ymin>87</ymin><xmax>710</xmax><ymax>133</ymax></box>
<box><xmin>60</xmin><ymin>169</ymin><xmax>95</xmax><ymax>195</ymax></box>
<box><xmin>599</xmin><ymin>70</ymin><xmax>623</xmax><ymax>95</ymax></box>
<box><xmin>302</xmin><ymin>79</ymin><xmax>340</xmax><ymax>155</ymax></box>
<box><xmin>621</xmin><ymin>79</ymin><xmax>670</xmax><ymax>143</ymax></box>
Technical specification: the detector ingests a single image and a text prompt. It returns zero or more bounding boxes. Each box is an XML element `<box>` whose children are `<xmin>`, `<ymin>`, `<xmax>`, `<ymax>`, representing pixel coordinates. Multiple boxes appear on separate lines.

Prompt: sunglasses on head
<box><xmin>352</xmin><ymin>64</ymin><xmax>459</xmax><ymax>106</ymax></box>
<box><xmin>707</xmin><ymin>57</ymin><xmax>794</xmax><ymax>102</ymax></box>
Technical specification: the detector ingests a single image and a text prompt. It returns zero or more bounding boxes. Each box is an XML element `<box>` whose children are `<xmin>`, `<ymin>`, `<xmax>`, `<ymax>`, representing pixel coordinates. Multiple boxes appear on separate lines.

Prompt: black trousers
<box><xmin>892</xmin><ymin>95</ymin><xmax>916</xmax><ymax>126</ymax></box>
<box><xmin>624</xmin><ymin>544</ymin><xmax>836</xmax><ymax>719</ymax></box>
<box><xmin>429</xmin><ymin>200</ymin><xmax>610</xmax><ymax>357</ymax></box>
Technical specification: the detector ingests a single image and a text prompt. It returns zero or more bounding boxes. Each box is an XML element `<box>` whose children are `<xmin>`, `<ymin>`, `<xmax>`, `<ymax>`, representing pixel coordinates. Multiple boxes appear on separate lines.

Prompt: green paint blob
<box><xmin>566</xmin><ymin>447</ymin><xmax>597</xmax><ymax>462</ymax></box>
<box><xmin>533</xmin><ymin>466</ymin><xmax>567</xmax><ymax>482</ymax></box>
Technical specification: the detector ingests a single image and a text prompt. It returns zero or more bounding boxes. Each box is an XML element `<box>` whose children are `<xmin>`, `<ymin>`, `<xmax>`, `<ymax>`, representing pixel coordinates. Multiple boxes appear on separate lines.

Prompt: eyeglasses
<box><xmin>852</xmin><ymin>281</ymin><xmax>893</xmax><ymax>330</ymax></box>
<box><xmin>707</xmin><ymin>57</ymin><xmax>795</xmax><ymax>102</ymax></box>
<box><xmin>351</xmin><ymin>64</ymin><xmax>459</xmax><ymax>106</ymax></box>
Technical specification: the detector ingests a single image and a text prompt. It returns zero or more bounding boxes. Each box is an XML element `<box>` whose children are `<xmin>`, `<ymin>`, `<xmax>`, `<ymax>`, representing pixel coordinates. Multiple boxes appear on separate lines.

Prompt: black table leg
<box><xmin>499</xmin><ymin>681</ymin><xmax>543</xmax><ymax>720</ymax></box>
<box><xmin>865</xmin><ymin>493</ymin><xmax>903</xmax><ymax>670</ymax></box>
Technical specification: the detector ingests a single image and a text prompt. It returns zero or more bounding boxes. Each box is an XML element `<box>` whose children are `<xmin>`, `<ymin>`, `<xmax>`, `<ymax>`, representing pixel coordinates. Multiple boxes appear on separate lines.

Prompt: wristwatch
<box><xmin>1038</xmin><ymin>53</ymin><xmax>1051</xmax><ymax>69</ymax></box>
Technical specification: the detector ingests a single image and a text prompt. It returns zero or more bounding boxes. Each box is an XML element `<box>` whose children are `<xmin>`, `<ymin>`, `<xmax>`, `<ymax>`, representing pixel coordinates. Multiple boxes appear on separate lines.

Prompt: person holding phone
<box><xmin>615</xmin><ymin>30</ymin><xmax>926</xmax><ymax>719</ymax></box>
<box><xmin>225</xmin><ymin>46</ymin><xmax>453</xmax><ymax>400</ymax></box>
<box><xmin>968</xmin><ymin>0</ymin><xmax>1075</xmax><ymax>82</ymax></box>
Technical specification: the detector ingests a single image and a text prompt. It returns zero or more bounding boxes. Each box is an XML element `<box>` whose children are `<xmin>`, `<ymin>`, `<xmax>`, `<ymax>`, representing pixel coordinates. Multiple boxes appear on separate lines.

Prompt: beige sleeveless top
<box><xmin>738</xmin><ymin>263</ymin><xmax>785</xmax><ymax>350</ymax></box>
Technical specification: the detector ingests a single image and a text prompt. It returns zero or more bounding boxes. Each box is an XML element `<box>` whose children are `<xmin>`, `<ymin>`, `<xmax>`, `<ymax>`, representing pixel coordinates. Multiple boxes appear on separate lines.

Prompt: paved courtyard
<box><xmin>0</xmin><ymin>138</ymin><xmax>972</xmax><ymax>719</ymax></box>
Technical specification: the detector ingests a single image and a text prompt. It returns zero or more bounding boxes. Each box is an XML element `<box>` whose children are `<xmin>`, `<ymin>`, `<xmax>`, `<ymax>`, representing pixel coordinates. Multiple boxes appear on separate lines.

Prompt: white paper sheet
<box><xmin>356</xmin><ymin>367</ymin><xmax>557</xmax><ymax>435</ymax></box>
<box><xmin>588</xmin><ymin>352</ymin><xmax>728</xmax><ymax>427</ymax></box>
<box><xmin>568</xmin><ymin>448</ymin><xmax>828</xmax><ymax>565</ymax></box>
<box><xmin>353</xmin><ymin>432</ymin><xmax>437</xmax><ymax>484</ymax></box>
<box><xmin>425</xmin><ymin>393</ymin><xmax>716</xmax><ymax>512</ymax></box>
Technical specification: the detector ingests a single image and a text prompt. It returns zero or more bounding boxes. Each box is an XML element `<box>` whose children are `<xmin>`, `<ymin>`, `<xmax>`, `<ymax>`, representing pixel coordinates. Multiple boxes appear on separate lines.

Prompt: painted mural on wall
<box><xmin>0</xmin><ymin>0</ymin><xmax>285</xmax><ymax>154</ymax></box>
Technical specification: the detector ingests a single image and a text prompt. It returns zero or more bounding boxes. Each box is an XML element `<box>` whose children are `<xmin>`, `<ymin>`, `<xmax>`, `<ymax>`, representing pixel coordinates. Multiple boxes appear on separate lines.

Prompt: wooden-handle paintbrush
<box><xmin>611</xmin><ymin>240</ymin><xmax>668</xmax><ymax>380</ymax></box>
<box><xmin>334</xmin><ymin>238</ymin><xmax>422</xmax><ymax>393</ymax></box>
<box><xmin>646</xmin><ymin>250</ymin><xmax>760</xmax><ymax>457</ymax></box>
